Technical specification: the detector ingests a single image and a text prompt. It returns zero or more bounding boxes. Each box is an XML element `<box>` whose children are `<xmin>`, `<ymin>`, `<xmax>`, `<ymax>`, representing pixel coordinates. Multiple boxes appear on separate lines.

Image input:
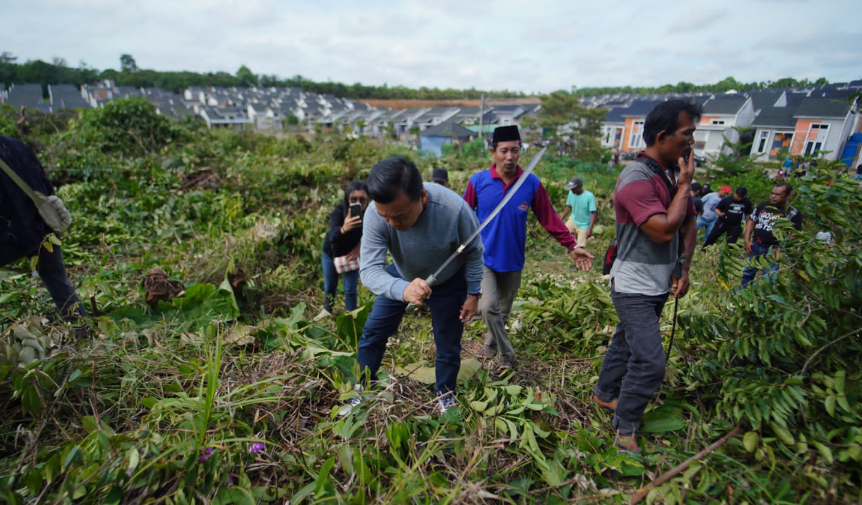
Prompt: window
<box><xmin>804</xmin><ymin>124</ymin><xmax>829</xmax><ymax>156</ymax></box>
<box><xmin>756</xmin><ymin>131</ymin><xmax>770</xmax><ymax>154</ymax></box>
<box><xmin>711</xmin><ymin>119</ymin><xmax>726</xmax><ymax>125</ymax></box>
<box><xmin>629</xmin><ymin>120</ymin><xmax>645</xmax><ymax>148</ymax></box>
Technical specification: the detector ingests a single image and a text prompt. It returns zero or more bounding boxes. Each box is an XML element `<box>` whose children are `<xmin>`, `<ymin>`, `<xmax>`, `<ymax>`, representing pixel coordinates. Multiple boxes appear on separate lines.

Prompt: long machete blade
<box><xmin>428</xmin><ymin>146</ymin><xmax>547</xmax><ymax>282</ymax></box>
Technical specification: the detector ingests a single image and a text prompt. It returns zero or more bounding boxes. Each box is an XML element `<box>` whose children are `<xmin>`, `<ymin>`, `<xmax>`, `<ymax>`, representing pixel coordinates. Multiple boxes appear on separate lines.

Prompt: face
<box><xmin>660</xmin><ymin>111</ymin><xmax>697</xmax><ymax>163</ymax></box>
<box><xmin>490</xmin><ymin>141</ymin><xmax>521</xmax><ymax>175</ymax></box>
<box><xmin>374</xmin><ymin>189</ymin><xmax>428</xmax><ymax>231</ymax></box>
<box><xmin>734</xmin><ymin>193</ymin><xmax>743</xmax><ymax>202</ymax></box>
<box><xmin>769</xmin><ymin>186</ymin><xmax>789</xmax><ymax>206</ymax></box>
<box><xmin>349</xmin><ymin>190</ymin><xmax>369</xmax><ymax>211</ymax></box>
<box><xmin>573</xmin><ymin>186</ymin><xmax>584</xmax><ymax>195</ymax></box>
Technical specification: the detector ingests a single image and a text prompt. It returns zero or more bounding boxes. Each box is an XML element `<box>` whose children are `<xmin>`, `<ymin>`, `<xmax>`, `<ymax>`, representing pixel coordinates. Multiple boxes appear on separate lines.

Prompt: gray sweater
<box><xmin>360</xmin><ymin>182</ymin><xmax>484</xmax><ymax>301</ymax></box>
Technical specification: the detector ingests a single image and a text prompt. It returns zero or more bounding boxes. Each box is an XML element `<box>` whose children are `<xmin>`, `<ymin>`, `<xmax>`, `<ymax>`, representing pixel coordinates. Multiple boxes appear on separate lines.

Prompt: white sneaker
<box><xmin>438</xmin><ymin>395</ymin><xmax>457</xmax><ymax>414</ymax></box>
<box><xmin>314</xmin><ymin>309</ymin><xmax>332</xmax><ymax>322</ymax></box>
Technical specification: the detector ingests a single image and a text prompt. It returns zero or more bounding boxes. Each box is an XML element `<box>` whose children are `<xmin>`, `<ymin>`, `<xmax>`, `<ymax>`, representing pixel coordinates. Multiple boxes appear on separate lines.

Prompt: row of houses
<box><xmin>3</xmin><ymin>80</ymin><xmax>859</xmax><ymax>162</ymax></box>
<box><xmin>599</xmin><ymin>82</ymin><xmax>862</xmax><ymax>163</ymax></box>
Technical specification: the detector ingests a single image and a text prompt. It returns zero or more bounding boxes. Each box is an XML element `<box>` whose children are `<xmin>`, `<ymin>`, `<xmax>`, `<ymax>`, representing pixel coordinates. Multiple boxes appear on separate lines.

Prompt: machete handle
<box><xmin>405</xmin><ymin>274</ymin><xmax>437</xmax><ymax>311</ymax></box>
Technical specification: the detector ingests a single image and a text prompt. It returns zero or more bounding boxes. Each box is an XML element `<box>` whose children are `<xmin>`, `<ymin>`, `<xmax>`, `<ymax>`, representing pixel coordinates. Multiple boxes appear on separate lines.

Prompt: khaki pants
<box><xmin>478</xmin><ymin>267</ymin><xmax>523</xmax><ymax>366</ymax></box>
<box><xmin>566</xmin><ymin>218</ymin><xmax>589</xmax><ymax>247</ymax></box>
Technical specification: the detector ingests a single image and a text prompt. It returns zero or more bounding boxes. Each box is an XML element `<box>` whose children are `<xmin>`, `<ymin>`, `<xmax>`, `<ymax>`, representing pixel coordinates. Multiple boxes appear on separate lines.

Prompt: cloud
<box><xmin>667</xmin><ymin>8</ymin><xmax>729</xmax><ymax>34</ymax></box>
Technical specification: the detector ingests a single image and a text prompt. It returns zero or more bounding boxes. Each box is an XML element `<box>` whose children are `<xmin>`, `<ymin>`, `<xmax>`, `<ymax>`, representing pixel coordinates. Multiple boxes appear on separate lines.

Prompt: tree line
<box><xmin>0</xmin><ymin>52</ymin><xmax>832</xmax><ymax>101</ymax></box>
<box><xmin>572</xmin><ymin>76</ymin><xmax>831</xmax><ymax>96</ymax></box>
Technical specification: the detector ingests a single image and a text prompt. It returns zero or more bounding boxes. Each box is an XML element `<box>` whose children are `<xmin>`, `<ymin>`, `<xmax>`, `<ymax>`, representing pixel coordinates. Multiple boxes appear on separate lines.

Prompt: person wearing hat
<box><xmin>463</xmin><ymin>125</ymin><xmax>594</xmax><ymax>372</ymax></box>
<box><xmin>702</xmin><ymin>186</ymin><xmax>753</xmax><ymax>249</ymax></box>
<box><xmin>696</xmin><ymin>184</ymin><xmax>730</xmax><ymax>242</ymax></box>
<box><xmin>560</xmin><ymin>176</ymin><xmax>597</xmax><ymax>248</ymax></box>
<box><xmin>431</xmin><ymin>168</ymin><xmax>449</xmax><ymax>188</ymax></box>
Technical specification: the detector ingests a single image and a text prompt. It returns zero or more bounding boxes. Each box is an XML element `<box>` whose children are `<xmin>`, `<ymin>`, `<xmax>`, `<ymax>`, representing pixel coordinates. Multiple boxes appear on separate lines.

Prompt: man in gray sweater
<box><xmin>350</xmin><ymin>156</ymin><xmax>484</xmax><ymax>414</ymax></box>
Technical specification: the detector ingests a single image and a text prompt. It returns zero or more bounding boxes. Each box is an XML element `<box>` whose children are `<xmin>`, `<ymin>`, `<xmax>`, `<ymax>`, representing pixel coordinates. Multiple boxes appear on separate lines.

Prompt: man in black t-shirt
<box><xmin>741</xmin><ymin>183</ymin><xmax>802</xmax><ymax>287</ymax></box>
<box><xmin>702</xmin><ymin>186</ymin><xmax>752</xmax><ymax>248</ymax></box>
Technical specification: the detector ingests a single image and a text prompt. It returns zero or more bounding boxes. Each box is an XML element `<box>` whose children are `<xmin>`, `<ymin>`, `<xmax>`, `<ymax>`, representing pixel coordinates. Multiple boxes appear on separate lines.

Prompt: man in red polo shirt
<box><xmin>463</xmin><ymin>126</ymin><xmax>593</xmax><ymax>372</ymax></box>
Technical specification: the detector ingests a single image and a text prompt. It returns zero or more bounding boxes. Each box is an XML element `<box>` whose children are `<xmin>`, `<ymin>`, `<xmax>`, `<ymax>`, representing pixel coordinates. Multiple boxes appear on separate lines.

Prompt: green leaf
<box><xmin>833</xmin><ymin>370</ymin><xmax>845</xmax><ymax>395</ymax></box>
<box><xmin>743</xmin><ymin>431</ymin><xmax>759</xmax><ymax>453</ymax></box>
<box><xmin>825</xmin><ymin>396</ymin><xmax>836</xmax><ymax>416</ymax></box>
<box><xmin>813</xmin><ymin>441</ymin><xmax>834</xmax><ymax>464</ymax></box>
<box><xmin>82</xmin><ymin>415</ymin><xmax>99</xmax><ymax>433</ymax></box>
<box><xmin>640</xmin><ymin>409</ymin><xmax>685</xmax><ymax>433</ymax></box>
<box><xmin>127</xmin><ymin>447</ymin><xmax>140</xmax><ymax>474</ymax></box>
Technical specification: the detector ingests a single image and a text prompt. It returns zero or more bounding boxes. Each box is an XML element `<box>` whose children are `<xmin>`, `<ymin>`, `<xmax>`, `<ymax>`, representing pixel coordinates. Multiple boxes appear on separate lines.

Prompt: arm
<box><xmin>458</xmin><ymin>203</ymin><xmax>484</xmax><ymax>321</ymax></box>
<box><xmin>560</xmin><ymin>206</ymin><xmax>572</xmax><ymax>220</ymax></box>
<box><xmin>462</xmin><ymin>180</ymin><xmax>478</xmax><ymax>210</ymax></box>
<box><xmin>458</xmin><ymin>203</ymin><xmax>485</xmax><ymax>296</ymax></box>
<box><xmin>639</xmin><ymin>155</ymin><xmax>695</xmax><ymax>244</ymax></box>
<box><xmin>671</xmin><ymin>211</ymin><xmax>696</xmax><ymax>298</ymax></box>
<box><xmin>743</xmin><ymin>218</ymin><xmax>755</xmax><ymax>254</ymax></box>
<box><xmin>587</xmin><ymin>211</ymin><xmax>597</xmax><ymax>236</ymax></box>
<box><xmin>359</xmin><ymin>207</ymin><xmax>409</xmax><ymax>301</ymax></box>
<box><xmin>531</xmin><ymin>182</ymin><xmax>577</xmax><ymax>249</ymax></box>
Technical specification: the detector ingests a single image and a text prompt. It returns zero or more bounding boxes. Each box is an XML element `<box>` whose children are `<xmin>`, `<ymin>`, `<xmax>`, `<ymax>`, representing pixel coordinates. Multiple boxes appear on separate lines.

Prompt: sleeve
<box><xmin>359</xmin><ymin>206</ymin><xmax>409</xmax><ymax>301</ymax></box>
<box><xmin>531</xmin><ymin>181</ymin><xmax>576</xmax><ymax>249</ymax></box>
<box><xmin>589</xmin><ymin>193</ymin><xmax>597</xmax><ymax>212</ymax></box>
<box><xmin>750</xmin><ymin>203</ymin><xmax>763</xmax><ymax>221</ymax></box>
<box><xmin>324</xmin><ymin>206</ymin><xmax>346</xmax><ymax>249</ymax></box>
<box><xmin>458</xmin><ymin>203</ymin><xmax>485</xmax><ymax>294</ymax></box>
<box><xmin>791</xmin><ymin>211</ymin><xmax>803</xmax><ymax>230</ymax></box>
<box><xmin>462</xmin><ymin>179</ymin><xmax>478</xmax><ymax>209</ymax></box>
<box><xmin>616</xmin><ymin>179</ymin><xmax>668</xmax><ymax>227</ymax></box>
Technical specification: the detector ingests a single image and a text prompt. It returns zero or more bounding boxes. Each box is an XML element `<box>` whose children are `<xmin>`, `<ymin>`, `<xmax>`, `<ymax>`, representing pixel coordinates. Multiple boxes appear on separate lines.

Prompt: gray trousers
<box><xmin>479</xmin><ymin>267</ymin><xmax>522</xmax><ymax>366</ymax></box>
<box><xmin>594</xmin><ymin>288</ymin><xmax>669</xmax><ymax>437</ymax></box>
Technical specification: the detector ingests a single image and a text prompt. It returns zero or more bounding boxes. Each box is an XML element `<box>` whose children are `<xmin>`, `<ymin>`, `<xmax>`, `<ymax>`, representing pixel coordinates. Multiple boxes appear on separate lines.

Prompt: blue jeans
<box><xmin>356</xmin><ymin>263</ymin><xmax>466</xmax><ymax>395</ymax></box>
<box><xmin>321</xmin><ymin>250</ymin><xmax>359</xmax><ymax>312</ymax></box>
<box><xmin>696</xmin><ymin>216</ymin><xmax>716</xmax><ymax>243</ymax></box>
<box><xmin>594</xmin><ymin>288</ymin><xmax>669</xmax><ymax>437</ymax></box>
<box><xmin>741</xmin><ymin>243</ymin><xmax>779</xmax><ymax>287</ymax></box>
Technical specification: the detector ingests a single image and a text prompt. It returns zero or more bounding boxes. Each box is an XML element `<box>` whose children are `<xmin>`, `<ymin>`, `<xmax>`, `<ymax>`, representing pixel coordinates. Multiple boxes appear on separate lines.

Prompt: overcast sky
<box><xmin>2</xmin><ymin>0</ymin><xmax>860</xmax><ymax>93</ymax></box>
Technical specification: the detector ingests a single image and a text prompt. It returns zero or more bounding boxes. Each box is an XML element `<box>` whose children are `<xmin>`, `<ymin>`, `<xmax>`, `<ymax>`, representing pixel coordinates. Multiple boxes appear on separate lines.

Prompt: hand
<box><xmin>569</xmin><ymin>247</ymin><xmax>595</xmax><ymax>271</ymax></box>
<box><xmin>744</xmin><ymin>240</ymin><xmax>753</xmax><ymax>255</ymax></box>
<box><xmin>677</xmin><ymin>152</ymin><xmax>696</xmax><ymax>186</ymax></box>
<box><xmin>402</xmin><ymin>278</ymin><xmax>432</xmax><ymax>305</ymax></box>
<box><xmin>460</xmin><ymin>295</ymin><xmax>479</xmax><ymax>323</ymax></box>
<box><xmin>345</xmin><ymin>249</ymin><xmax>360</xmax><ymax>262</ymax></box>
<box><xmin>586</xmin><ymin>228</ymin><xmax>593</xmax><ymax>239</ymax></box>
<box><xmin>670</xmin><ymin>271</ymin><xmax>690</xmax><ymax>298</ymax></box>
<box><xmin>341</xmin><ymin>215</ymin><xmax>362</xmax><ymax>233</ymax></box>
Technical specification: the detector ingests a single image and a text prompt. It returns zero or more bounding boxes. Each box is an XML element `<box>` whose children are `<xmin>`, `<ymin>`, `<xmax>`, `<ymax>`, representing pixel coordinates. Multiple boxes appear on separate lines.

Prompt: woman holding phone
<box><xmin>316</xmin><ymin>180</ymin><xmax>369</xmax><ymax>320</ymax></box>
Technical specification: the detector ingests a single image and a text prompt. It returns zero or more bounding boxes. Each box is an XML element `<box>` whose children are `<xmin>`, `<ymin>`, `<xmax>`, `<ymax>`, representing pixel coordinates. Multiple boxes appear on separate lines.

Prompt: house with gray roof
<box><xmin>49</xmin><ymin>84</ymin><xmax>90</xmax><ymax>110</ymax></box>
<box><xmin>751</xmin><ymin>96</ymin><xmax>859</xmax><ymax>162</ymax></box>
<box><xmin>419</xmin><ymin>120</ymin><xmax>476</xmax><ymax>156</ymax></box>
<box><xmin>0</xmin><ymin>84</ymin><xmax>6</xmax><ymax>104</ymax></box>
<box><xmin>6</xmin><ymin>84</ymin><xmax>45</xmax><ymax>110</ymax></box>
<box><xmin>694</xmin><ymin>95</ymin><xmax>755</xmax><ymax>157</ymax></box>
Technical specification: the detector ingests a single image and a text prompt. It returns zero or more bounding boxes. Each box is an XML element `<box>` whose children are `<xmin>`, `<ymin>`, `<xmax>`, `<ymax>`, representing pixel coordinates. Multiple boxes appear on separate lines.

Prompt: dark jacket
<box><xmin>0</xmin><ymin>136</ymin><xmax>54</xmax><ymax>265</ymax></box>
<box><xmin>322</xmin><ymin>203</ymin><xmax>363</xmax><ymax>258</ymax></box>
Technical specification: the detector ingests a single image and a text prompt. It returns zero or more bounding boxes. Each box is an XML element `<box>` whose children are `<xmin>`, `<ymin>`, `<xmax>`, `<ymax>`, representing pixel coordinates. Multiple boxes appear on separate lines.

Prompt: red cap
<box><xmin>720</xmin><ymin>185</ymin><xmax>732</xmax><ymax>193</ymax></box>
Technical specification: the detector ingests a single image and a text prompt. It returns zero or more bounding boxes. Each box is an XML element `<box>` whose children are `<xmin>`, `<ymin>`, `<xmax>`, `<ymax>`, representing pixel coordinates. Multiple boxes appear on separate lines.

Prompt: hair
<box><xmin>342</xmin><ymin>180</ymin><xmax>369</xmax><ymax>209</ymax></box>
<box><xmin>775</xmin><ymin>182</ymin><xmax>793</xmax><ymax>196</ymax></box>
<box><xmin>643</xmin><ymin>99</ymin><xmax>703</xmax><ymax>146</ymax></box>
<box><xmin>735</xmin><ymin>186</ymin><xmax>748</xmax><ymax>197</ymax></box>
<box><xmin>367</xmin><ymin>156</ymin><xmax>424</xmax><ymax>204</ymax></box>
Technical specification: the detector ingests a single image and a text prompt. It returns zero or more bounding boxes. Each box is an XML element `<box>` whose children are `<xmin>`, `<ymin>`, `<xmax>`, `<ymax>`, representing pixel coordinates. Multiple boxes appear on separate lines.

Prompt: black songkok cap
<box><xmin>492</xmin><ymin>125</ymin><xmax>520</xmax><ymax>144</ymax></box>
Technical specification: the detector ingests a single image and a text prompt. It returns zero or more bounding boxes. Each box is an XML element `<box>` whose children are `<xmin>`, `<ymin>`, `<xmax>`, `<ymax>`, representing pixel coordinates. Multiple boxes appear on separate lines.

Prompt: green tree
<box><xmin>535</xmin><ymin>90</ymin><xmax>607</xmax><ymax>161</ymax></box>
<box><xmin>120</xmin><ymin>54</ymin><xmax>138</xmax><ymax>73</ymax></box>
<box><xmin>236</xmin><ymin>65</ymin><xmax>258</xmax><ymax>87</ymax></box>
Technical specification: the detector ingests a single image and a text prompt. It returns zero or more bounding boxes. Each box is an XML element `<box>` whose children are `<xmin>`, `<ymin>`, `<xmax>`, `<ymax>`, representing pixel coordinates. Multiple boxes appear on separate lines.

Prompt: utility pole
<box><xmin>479</xmin><ymin>93</ymin><xmax>485</xmax><ymax>146</ymax></box>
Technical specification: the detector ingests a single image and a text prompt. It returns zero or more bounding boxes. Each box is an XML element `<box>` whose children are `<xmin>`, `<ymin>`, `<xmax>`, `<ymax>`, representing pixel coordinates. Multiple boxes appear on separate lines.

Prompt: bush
<box><xmin>70</xmin><ymin>97</ymin><xmax>188</xmax><ymax>155</ymax></box>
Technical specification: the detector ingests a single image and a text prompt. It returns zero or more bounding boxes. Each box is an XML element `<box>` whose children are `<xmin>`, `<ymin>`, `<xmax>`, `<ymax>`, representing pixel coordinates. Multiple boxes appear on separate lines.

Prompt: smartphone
<box><xmin>349</xmin><ymin>203</ymin><xmax>362</xmax><ymax>219</ymax></box>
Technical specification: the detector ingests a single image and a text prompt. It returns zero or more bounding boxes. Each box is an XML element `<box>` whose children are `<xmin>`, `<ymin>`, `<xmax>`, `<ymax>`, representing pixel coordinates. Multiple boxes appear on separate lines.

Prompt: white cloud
<box><xmin>1</xmin><ymin>0</ymin><xmax>860</xmax><ymax>91</ymax></box>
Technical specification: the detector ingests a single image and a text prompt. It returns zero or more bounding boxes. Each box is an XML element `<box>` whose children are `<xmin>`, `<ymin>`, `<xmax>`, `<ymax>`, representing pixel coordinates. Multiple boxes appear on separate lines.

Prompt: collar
<box><xmin>637</xmin><ymin>151</ymin><xmax>678</xmax><ymax>185</ymax></box>
<box><xmin>489</xmin><ymin>163</ymin><xmax>524</xmax><ymax>189</ymax></box>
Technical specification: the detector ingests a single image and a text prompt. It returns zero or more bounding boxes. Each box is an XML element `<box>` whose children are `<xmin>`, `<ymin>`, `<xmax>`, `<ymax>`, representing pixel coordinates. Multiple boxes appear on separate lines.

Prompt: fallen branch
<box><xmin>629</xmin><ymin>425</ymin><xmax>742</xmax><ymax>505</ymax></box>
